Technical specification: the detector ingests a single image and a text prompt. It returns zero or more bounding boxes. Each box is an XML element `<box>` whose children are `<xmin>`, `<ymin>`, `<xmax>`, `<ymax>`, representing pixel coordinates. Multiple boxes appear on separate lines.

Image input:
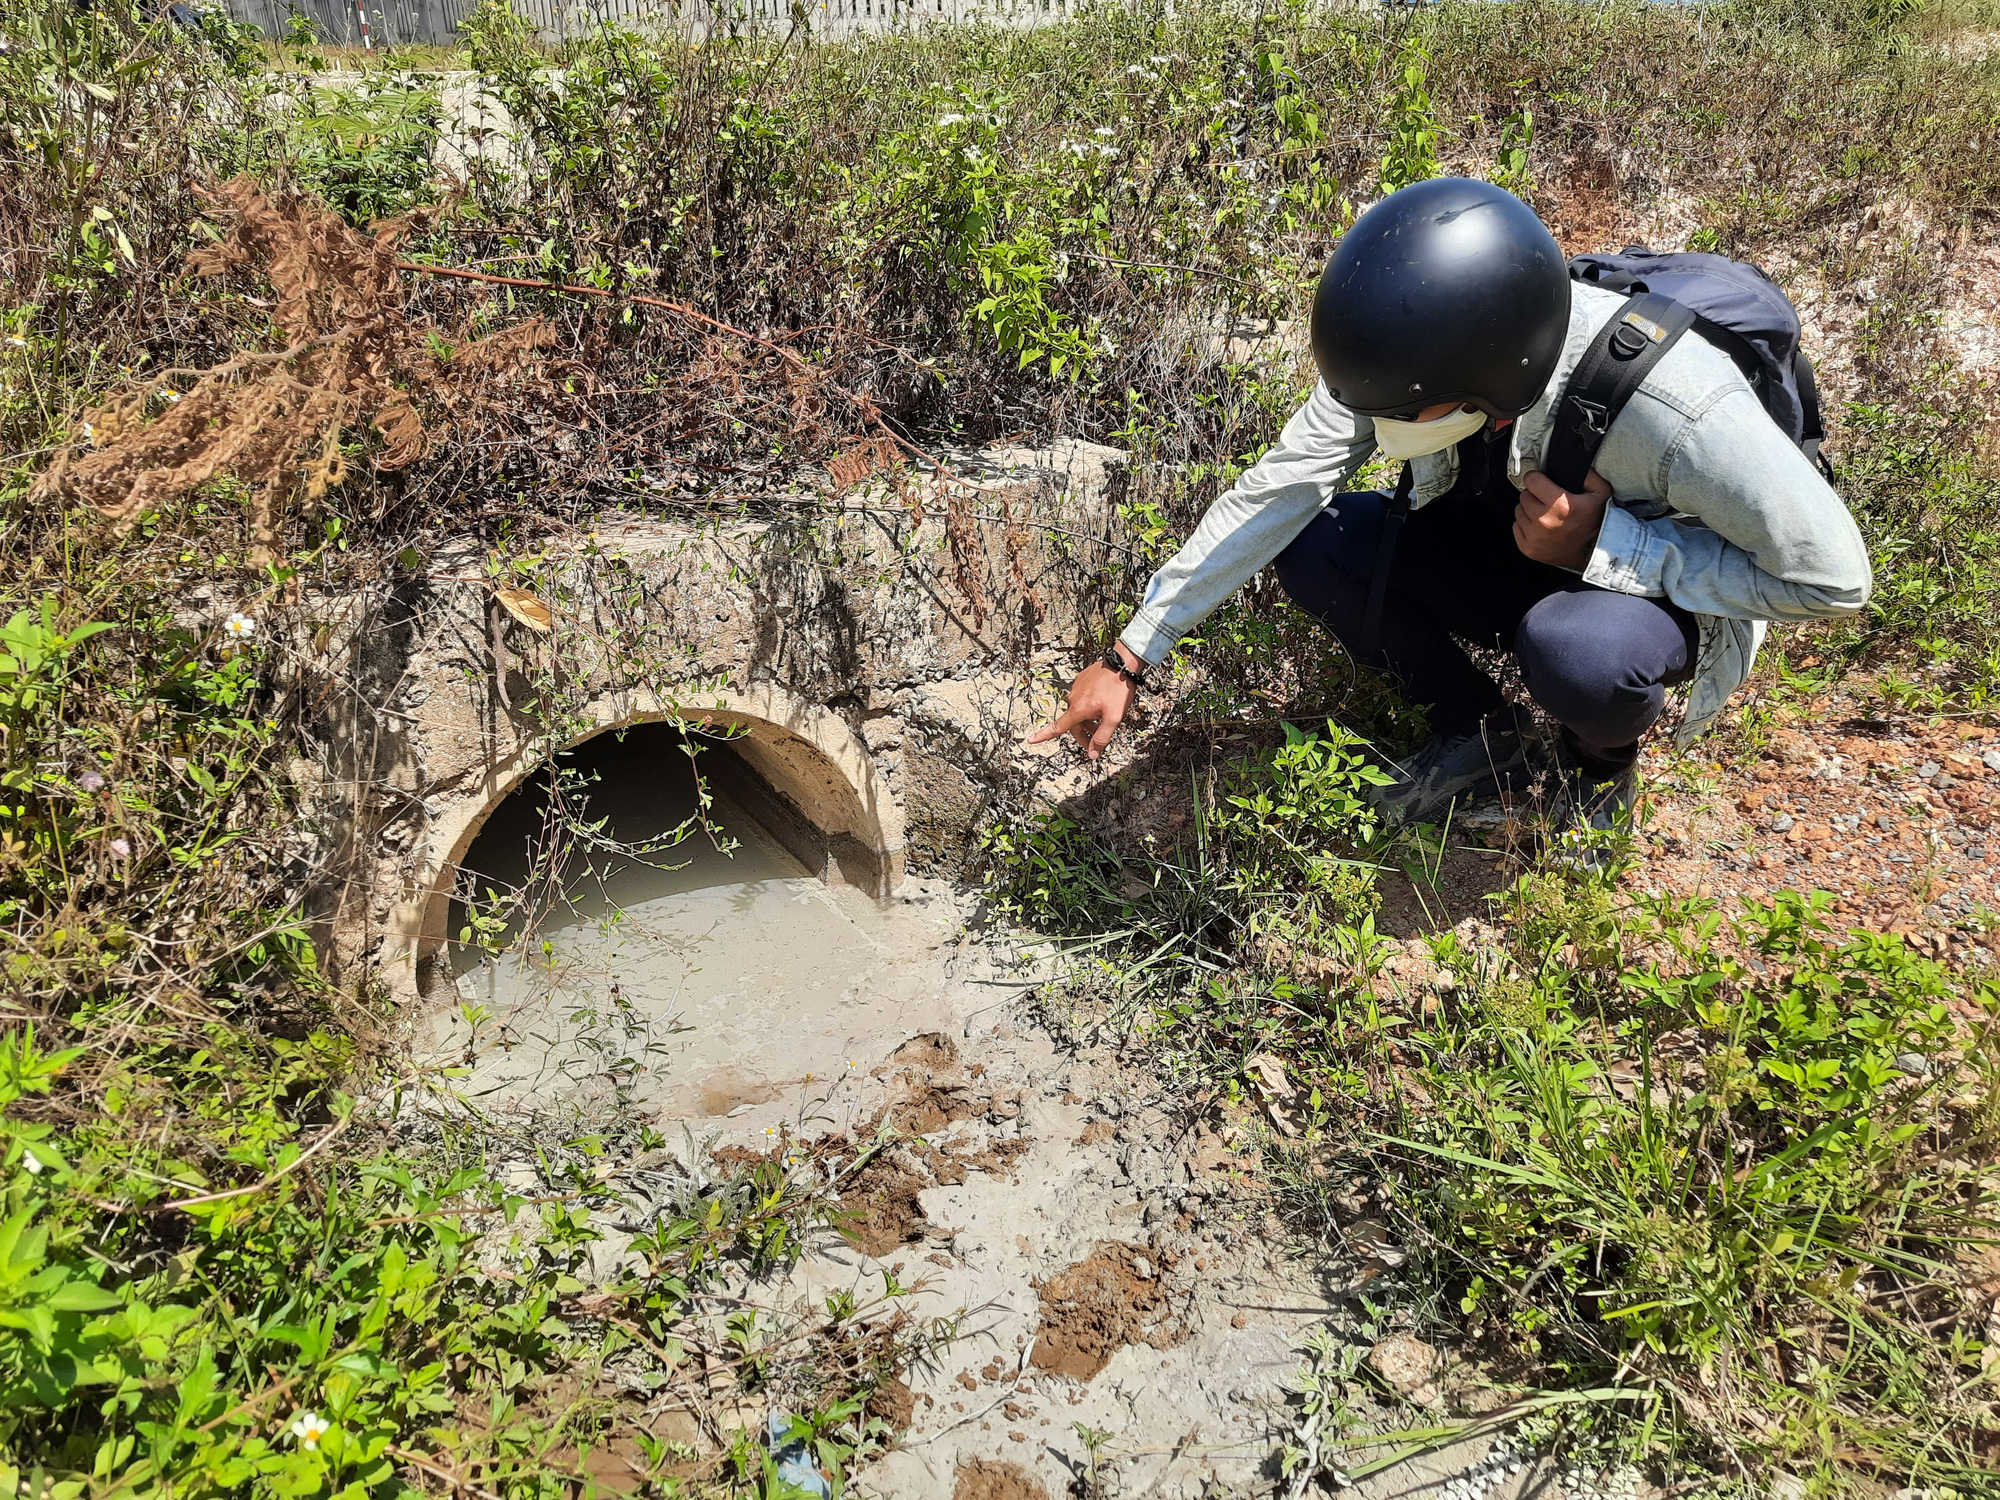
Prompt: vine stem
<box><xmin>394</xmin><ymin>260</ymin><xmax>814</xmax><ymax>370</ymax></box>
<box><xmin>390</xmin><ymin>258</ymin><xmax>964</xmax><ymax>480</ymax></box>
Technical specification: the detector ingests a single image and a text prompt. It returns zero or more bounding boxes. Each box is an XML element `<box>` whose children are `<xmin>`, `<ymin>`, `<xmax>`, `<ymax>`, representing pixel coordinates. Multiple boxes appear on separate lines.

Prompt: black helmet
<box><xmin>1310</xmin><ymin>178</ymin><xmax>1571</xmax><ymax>420</ymax></box>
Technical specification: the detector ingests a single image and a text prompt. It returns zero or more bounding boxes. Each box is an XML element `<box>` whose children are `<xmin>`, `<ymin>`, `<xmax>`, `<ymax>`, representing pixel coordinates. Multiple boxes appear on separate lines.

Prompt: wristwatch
<box><xmin>1101</xmin><ymin>645</ymin><xmax>1148</xmax><ymax>691</ymax></box>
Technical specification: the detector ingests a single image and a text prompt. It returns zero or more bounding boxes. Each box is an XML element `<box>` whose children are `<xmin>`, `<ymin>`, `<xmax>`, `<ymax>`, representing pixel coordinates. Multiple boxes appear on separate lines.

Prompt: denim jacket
<box><xmin>1117</xmin><ymin>283</ymin><xmax>1873</xmax><ymax>746</ymax></box>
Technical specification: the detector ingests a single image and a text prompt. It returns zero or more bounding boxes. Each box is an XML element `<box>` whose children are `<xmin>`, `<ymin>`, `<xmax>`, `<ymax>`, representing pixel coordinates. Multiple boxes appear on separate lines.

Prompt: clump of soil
<box><xmin>827</xmin><ymin>1037</ymin><xmax>1037</xmax><ymax>1254</ymax></box>
<box><xmin>1030</xmin><ymin>1241</ymin><xmax>1183</xmax><ymax>1382</ymax></box>
<box><xmin>713</xmin><ymin>1035</ymin><xmax>1035</xmax><ymax>1258</ymax></box>
<box><xmin>885</xmin><ymin>1032</ymin><xmax>987</xmax><ymax>1132</ymax></box>
<box><xmin>926</xmin><ymin>1134</ymin><xmax>1032</xmax><ymax>1185</ymax></box>
<box><xmin>842</xmin><ymin>1154</ymin><xmax>931</xmax><ymax>1258</ymax></box>
<box><xmin>953</xmin><ymin>1459</ymin><xmax>1047</xmax><ymax>1500</ymax></box>
<box><xmin>866</xmin><ymin>1374</ymin><xmax>916</xmax><ymax>1431</ymax></box>
<box><xmin>838</xmin><ymin>1130</ymin><xmax>1033</xmax><ymax>1253</ymax></box>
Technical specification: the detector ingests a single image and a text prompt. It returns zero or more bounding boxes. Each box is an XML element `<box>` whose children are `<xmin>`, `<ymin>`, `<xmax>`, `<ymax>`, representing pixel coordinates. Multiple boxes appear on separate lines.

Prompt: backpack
<box><xmin>1542</xmin><ymin>248</ymin><xmax>1832</xmax><ymax>492</ymax></box>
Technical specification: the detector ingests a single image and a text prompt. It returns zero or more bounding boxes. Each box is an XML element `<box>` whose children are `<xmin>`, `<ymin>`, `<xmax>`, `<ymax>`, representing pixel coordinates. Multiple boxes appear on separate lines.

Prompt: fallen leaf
<box><xmin>1346</xmin><ymin>1218</ymin><xmax>1408</xmax><ymax>1267</ymax></box>
<box><xmin>1245</xmin><ymin>1053</ymin><xmax>1295</xmax><ymax>1101</ymax></box>
<box><xmin>494</xmin><ymin>585</ymin><xmax>555</xmax><ymax>633</ymax></box>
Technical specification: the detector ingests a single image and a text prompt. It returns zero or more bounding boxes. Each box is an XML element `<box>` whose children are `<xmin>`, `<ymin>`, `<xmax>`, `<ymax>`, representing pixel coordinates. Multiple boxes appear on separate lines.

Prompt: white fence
<box><xmin>225</xmin><ymin>0</ymin><xmax>1091</xmax><ymax>46</ymax></box>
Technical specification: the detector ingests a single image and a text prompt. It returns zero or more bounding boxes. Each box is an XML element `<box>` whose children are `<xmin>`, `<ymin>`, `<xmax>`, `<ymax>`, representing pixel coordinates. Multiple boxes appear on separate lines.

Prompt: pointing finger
<box><xmin>1026</xmin><ymin>708</ymin><xmax>1087</xmax><ymax>745</ymax></box>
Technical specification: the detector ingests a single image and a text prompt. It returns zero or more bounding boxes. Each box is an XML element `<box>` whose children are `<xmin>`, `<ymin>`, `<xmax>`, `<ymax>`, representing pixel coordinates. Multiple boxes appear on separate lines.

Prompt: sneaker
<box><xmin>1368</xmin><ymin>720</ymin><xmax>1529</xmax><ymax>829</ymax></box>
<box><xmin>1546</xmin><ymin>757</ymin><xmax>1638</xmax><ymax>871</ymax></box>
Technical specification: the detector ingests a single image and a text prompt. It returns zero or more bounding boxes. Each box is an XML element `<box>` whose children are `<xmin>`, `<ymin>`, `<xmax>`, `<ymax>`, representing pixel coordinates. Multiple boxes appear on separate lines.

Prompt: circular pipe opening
<box><xmin>424</xmin><ymin>720</ymin><xmax>942</xmax><ymax>1121</ymax></box>
<box><xmin>405</xmin><ymin>692</ymin><xmax>905</xmax><ymax>1000</ymax></box>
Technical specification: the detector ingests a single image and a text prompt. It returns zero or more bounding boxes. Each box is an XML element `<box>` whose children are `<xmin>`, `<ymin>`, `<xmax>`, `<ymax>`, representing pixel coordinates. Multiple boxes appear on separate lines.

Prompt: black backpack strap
<box><xmin>1542</xmin><ymin>292</ymin><xmax>1697</xmax><ymax>494</ymax></box>
<box><xmin>1793</xmin><ymin>348</ymin><xmax>1835</xmax><ymax>481</ymax></box>
<box><xmin>1355</xmin><ymin>462</ymin><xmax>1413</xmax><ymax>660</ymax></box>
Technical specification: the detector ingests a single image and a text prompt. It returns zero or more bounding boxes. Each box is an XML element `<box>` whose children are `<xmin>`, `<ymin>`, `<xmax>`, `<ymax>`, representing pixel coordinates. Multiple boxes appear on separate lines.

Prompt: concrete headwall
<box><xmin>302</xmin><ymin>439</ymin><xmax>1131</xmax><ymax>1001</ymax></box>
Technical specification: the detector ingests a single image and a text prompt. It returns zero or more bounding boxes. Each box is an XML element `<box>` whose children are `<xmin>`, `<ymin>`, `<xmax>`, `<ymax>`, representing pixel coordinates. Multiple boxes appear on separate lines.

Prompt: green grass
<box><xmin>990</xmin><ymin>781</ymin><xmax>2000</xmax><ymax>1491</ymax></box>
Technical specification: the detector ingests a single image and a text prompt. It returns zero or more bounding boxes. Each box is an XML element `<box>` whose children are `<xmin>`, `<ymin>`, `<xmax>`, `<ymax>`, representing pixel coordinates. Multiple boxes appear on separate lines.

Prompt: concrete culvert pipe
<box><xmin>413</xmin><ymin>715</ymin><xmax>947</xmax><ymax>1125</ymax></box>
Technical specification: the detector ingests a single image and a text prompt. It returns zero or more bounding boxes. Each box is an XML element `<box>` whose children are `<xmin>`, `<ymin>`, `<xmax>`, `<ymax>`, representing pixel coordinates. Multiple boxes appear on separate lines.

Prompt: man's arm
<box><xmin>1116</xmin><ymin>381</ymin><xmax>1378</xmax><ymax>665</ymax></box>
<box><xmin>1583</xmin><ymin>387</ymin><xmax>1872</xmax><ymax>621</ymax></box>
<box><xmin>1028</xmin><ymin>382</ymin><xmax>1375</xmax><ymax>759</ymax></box>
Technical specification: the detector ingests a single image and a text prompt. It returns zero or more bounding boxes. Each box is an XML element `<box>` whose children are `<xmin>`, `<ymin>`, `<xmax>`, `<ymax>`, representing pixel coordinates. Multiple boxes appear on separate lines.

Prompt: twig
<box><xmin>193</xmin><ymin>1371</ymin><xmax>299</xmax><ymax>1436</ymax></box>
<box><xmin>906</xmin><ymin>1335</ymin><xmax>1036</xmax><ymax>1445</ymax></box>
<box><xmin>385</xmin><ymin>1445</ymin><xmax>507</xmax><ymax>1500</ymax></box>
<box><xmin>393</xmin><ymin>261</ymin><xmax>815</xmax><ymax>371</ymax></box>
<box><xmin>1065</xmin><ymin>249</ymin><xmax>1267</xmax><ymax>292</ymax></box>
<box><xmin>365</xmin><ymin>1188</ymin><xmax>580</xmax><ymax>1226</ymax></box>
<box><xmin>147</xmin><ymin>1115</ymin><xmax>353</xmax><ymax>1213</ymax></box>
<box><xmin>391</xmin><ymin>258</ymin><xmax>970</xmax><ymax>484</ymax></box>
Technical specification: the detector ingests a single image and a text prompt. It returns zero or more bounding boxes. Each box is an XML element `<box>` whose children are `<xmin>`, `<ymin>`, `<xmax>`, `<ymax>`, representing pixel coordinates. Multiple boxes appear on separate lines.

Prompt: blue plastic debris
<box><xmin>767</xmin><ymin>1410</ymin><xmax>832</xmax><ymax>1498</ymax></box>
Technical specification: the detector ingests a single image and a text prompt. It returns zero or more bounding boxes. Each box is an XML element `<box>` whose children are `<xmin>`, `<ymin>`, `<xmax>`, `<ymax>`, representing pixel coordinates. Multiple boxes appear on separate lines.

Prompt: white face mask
<box><xmin>1371</xmin><ymin>404</ymin><xmax>1488</xmax><ymax>460</ymax></box>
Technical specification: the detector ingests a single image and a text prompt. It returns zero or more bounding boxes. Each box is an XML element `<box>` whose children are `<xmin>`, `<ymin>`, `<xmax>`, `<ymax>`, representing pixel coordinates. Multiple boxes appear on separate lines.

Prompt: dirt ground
<box><xmin>1334</xmin><ymin>690</ymin><xmax>1992</xmax><ymax>971</ymax></box>
<box><xmin>535</xmin><ymin>682</ymin><xmax>1985</xmax><ymax>1499</ymax></box>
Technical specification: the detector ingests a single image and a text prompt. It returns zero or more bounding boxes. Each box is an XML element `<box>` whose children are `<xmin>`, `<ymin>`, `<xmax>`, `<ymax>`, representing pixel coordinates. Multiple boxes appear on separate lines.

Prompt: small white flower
<box><xmin>77</xmin><ymin>768</ymin><xmax>105</xmax><ymax>792</ymax></box>
<box><xmin>161</xmin><ymin>388</ymin><xmax>181</xmax><ymax>403</ymax></box>
<box><xmin>21</xmin><ymin>1152</ymin><xmax>43</xmax><ymax>1176</ymax></box>
<box><xmin>289</xmin><ymin>1410</ymin><xmax>330</xmax><ymax>1449</ymax></box>
<box><xmin>109</xmin><ymin>838</ymin><xmax>131</xmax><ymax>858</ymax></box>
<box><xmin>962</xmin><ymin>145</ymin><xmax>983</xmax><ymax>163</ymax></box>
<box><xmin>761</xmin><ymin>1125</ymin><xmax>779</xmax><ymax>1140</ymax></box>
<box><xmin>1093</xmin><ymin>126</ymin><xmax>1116</xmax><ymax>138</ymax></box>
<box><xmin>937</xmin><ymin>113</ymin><xmax>965</xmax><ymax>126</ymax></box>
<box><xmin>845</xmin><ymin>1059</ymin><xmax>860</xmax><ymax>1072</ymax></box>
<box><xmin>5</xmin><ymin>336</ymin><xmax>23</xmax><ymax>348</ymax></box>
<box><xmin>222</xmin><ymin>612</ymin><xmax>256</xmax><ymax>639</ymax></box>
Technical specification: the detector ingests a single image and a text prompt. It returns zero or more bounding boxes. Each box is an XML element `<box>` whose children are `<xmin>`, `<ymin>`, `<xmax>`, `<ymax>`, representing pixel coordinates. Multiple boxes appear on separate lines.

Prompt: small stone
<box><xmin>1876</xmin><ymin>812</ymin><xmax>1896</xmax><ymax>829</ymax></box>
<box><xmin>1893</xmin><ymin>1052</ymin><xmax>1930</xmax><ymax>1076</ymax></box>
<box><xmin>1771</xmin><ymin>812</ymin><xmax>1795</xmax><ymax>832</ymax></box>
<box><xmin>1367</xmin><ymin>1333</ymin><xmax>1439</xmax><ymax>1395</ymax></box>
<box><xmin>1919</xmin><ymin>761</ymin><xmax>1941</xmax><ymax>779</ymax></box>
<box><xmin>1983</xmin><ymin>749</ymin><xmax>2000</xmax><ymax>773</ymax></box>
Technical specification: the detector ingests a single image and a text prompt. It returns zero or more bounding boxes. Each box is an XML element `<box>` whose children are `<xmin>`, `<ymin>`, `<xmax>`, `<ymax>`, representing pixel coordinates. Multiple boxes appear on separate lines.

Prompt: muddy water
<box><xmin>433</xmin><ymin>727</ymin><xmax>960</xmax><ymax>1126</ymax></box>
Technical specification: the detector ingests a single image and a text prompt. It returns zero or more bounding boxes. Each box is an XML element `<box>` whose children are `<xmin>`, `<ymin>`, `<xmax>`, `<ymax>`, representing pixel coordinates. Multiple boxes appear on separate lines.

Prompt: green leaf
<box><xmin>44</xmin><ymin>1278</ymin><xmax>124</xmax><ymax>1314</ymax></box>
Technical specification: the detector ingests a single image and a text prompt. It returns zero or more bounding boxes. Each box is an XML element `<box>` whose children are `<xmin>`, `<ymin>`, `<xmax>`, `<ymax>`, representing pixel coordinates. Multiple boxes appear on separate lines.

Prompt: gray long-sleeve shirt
<box><xmin>1117</xmin><ymin>282</ymin><xmax>1873</xmax><ymax>745</ymax></box>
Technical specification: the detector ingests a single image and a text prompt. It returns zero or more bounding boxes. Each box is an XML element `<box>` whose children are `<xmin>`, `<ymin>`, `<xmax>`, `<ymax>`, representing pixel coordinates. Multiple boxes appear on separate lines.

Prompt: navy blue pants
<box><xmin>1272</xmin><ymin>491</ymin><xmax>1699</xmax><ymax>774</ymax></box>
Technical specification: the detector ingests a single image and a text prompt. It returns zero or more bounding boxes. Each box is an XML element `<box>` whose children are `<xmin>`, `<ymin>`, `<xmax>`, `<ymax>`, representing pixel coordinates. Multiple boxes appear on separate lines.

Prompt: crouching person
<box><xmin>1030</xmin><ymin>178</ymin><xmax>1871</xmax><ymax>846</ymax></box>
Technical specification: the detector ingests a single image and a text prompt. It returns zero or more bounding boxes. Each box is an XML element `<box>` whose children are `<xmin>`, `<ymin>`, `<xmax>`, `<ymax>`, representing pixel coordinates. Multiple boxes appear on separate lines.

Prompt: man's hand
<box><xmin>1514</xmin><ymin>468</ymin><xmax>1613</xmax><ymax>569</ymax></box>
<box><xmin>1026</xmin><ymin>645</ymin><xmax>1141</xmax><ymax>760</ymax></box>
